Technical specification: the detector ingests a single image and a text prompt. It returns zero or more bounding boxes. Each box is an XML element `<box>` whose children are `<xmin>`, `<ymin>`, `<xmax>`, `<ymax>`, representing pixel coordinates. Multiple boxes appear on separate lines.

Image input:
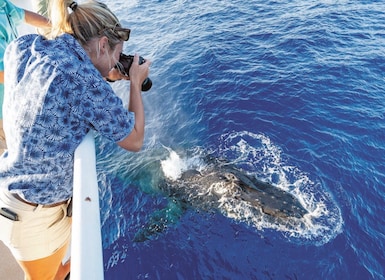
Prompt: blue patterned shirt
<box><xmin>0</xmin><ymin>34</ymin><xmax>134</xmax><ymax>204</ymax></box>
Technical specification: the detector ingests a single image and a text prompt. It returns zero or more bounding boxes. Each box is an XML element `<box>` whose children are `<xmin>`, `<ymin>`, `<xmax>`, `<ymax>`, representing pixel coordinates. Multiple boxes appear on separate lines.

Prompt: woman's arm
<box><xmin>24</xmin><ymin>10</ymin><xmax>51</xmax><ymax>29</ymax></box>
<box><xmin>117</xmin><ymin>55</ymin><xmax>150</xmax><ymax>152</ymax></box>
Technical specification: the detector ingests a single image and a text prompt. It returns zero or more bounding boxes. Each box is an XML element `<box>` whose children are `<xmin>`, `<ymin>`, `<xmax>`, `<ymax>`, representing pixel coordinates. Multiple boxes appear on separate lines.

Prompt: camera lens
<box><xmin>142</xmin><ymin>77</ymin><xmax>152</xmax><ymax>91</ymax></box>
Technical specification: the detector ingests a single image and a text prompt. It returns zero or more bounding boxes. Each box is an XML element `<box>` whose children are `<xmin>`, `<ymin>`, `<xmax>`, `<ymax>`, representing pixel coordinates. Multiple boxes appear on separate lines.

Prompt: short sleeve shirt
<box><xmin>0</xmin><ymin>34</ymin><xmax>134</xmax><ymax>204</ymax></box>
<box><xmin>0</xmin><ymin>0</ymin><xmax>24</xmax><ymax>71</ymax></box>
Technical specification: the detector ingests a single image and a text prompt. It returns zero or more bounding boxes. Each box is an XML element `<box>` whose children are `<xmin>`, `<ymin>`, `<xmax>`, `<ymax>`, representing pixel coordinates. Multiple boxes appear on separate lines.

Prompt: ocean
<box><xmin>93</xmin><ymin>0</ymin><xmax>385</xmax><ymax>279</ymax></box>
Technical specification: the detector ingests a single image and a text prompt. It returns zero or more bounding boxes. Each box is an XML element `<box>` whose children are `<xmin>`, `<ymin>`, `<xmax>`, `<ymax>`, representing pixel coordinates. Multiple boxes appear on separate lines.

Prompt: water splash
<box><xmin>159</xmin><ymin>131</ymin><xmax>343</xmax><ymax>245</ymax></box>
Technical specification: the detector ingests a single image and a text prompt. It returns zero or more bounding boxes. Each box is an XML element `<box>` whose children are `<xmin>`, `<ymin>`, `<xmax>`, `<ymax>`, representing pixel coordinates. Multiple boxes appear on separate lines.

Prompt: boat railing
<box><xmin>72</xmin><ymin>131</ymin><xmax>104</xmax><ymax>279</ymax></box>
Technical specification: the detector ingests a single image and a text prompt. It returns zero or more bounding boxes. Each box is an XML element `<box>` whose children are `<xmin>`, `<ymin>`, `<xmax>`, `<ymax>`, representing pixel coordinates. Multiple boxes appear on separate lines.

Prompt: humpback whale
<box><xmin>177</xmin><ymin>167</ymin><xmax>307</xmax><ymax>219</ymax></box>
<box><xmin>133</xmin><ymin>156</ymin><xmax>308</xmax><ymax>242</ymax></box>
<box><xmin>161</xmin><ymin>158</ymin><xmax>308</xmax><ymax>219</ymax></box>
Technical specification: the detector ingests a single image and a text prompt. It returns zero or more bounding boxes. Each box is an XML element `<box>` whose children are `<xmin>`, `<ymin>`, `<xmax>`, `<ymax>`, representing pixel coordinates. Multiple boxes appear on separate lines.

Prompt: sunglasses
<box><xmin>99</xmin><ymin>25</ymin><xmax>131</xmax><ymax>41</ymax></box>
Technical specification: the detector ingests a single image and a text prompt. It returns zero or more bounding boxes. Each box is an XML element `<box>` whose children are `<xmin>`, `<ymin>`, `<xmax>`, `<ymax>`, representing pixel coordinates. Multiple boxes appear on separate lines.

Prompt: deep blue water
<box><xmin>96</xmin><ymin>0</ymin><xmax>385</xmax><ymax>279</ymax></box>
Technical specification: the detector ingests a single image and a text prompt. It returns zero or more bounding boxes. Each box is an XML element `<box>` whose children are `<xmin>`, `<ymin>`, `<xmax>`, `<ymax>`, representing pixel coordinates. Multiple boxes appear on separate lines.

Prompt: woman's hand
<box><xmin>128</xmin><ymin>54</ymin><xmax>151</xmax><ymax>90</ymax></box>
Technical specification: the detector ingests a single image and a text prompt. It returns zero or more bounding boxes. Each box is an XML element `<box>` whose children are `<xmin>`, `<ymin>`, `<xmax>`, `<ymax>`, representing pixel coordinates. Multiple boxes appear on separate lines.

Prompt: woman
<box><xmin>0</xmin><ymin>0</ymin><xmax>150</xmax><ymax>279</ymax></box>
<box><xmin>0</xmin><ymin>0</ymin><xmax>50</xmax><ymax>155</ymax></box>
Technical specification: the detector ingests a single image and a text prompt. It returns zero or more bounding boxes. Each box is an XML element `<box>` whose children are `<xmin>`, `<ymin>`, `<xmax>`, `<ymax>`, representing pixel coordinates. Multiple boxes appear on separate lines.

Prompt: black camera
<box><xmin>116</xmin><ymin>53</ymin><xmax>152</xmax><ymax>91</ymax></box>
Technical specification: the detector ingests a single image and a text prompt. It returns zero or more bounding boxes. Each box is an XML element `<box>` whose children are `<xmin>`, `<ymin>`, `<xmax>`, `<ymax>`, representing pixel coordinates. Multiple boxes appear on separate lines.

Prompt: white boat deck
<box><xmin>0</xmin><ymin>242</ymin><xmax>23</xmax><ymax>280</ymax></box>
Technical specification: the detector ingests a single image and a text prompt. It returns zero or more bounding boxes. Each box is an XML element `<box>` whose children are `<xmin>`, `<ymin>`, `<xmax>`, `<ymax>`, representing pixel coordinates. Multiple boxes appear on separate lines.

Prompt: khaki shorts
<box><xmin>0</xmin><ymin>189</ymin><xmax>72</xmax><ymax>261</ymax></box>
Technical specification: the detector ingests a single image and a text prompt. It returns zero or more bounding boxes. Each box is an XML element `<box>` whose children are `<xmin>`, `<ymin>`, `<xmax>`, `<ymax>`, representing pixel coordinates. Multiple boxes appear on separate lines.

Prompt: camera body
<box><xmin>118</xmin><ymin>53</ymin><xmax>152</xmax><ymax>91</ymax></box>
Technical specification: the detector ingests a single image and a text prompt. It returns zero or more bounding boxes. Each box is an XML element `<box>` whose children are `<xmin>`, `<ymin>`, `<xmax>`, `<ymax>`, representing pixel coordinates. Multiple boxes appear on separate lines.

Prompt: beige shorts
<box><xmin>0</xmin><ymin>189</ymin><xmax>72</xmax><ymax>261</ymax></box>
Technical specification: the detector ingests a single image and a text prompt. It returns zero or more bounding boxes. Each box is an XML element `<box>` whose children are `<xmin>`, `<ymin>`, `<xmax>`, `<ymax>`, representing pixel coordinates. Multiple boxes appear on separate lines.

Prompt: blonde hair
<box><xmin>49</xmin><ymin>0</ymin><xmax>123</xmax><ymax>49</ymax></box>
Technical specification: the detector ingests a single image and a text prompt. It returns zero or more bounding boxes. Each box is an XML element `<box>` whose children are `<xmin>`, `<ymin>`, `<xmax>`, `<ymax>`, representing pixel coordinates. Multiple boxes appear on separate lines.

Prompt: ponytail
<box><xmin>49</xmin><ymin>0</ymin><xmax>124</xmax><ymax>49</ymax></box>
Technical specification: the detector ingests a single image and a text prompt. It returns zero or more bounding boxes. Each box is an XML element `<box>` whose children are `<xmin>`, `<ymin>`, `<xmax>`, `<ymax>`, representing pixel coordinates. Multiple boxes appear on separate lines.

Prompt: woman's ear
<box><xmin>98</xmin><ymin>36</ymin><xmax>109</xmax><ymax>54</ymax></box>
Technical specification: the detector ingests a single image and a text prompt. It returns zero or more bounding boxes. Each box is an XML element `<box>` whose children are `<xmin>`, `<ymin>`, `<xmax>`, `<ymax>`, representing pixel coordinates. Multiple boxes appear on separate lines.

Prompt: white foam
<box><xmin>161</xmin><ymin>147</ymin><xmax>205</xmax><ymax>181</ymax></box>
<box><xmin>160</xmin><ymin>150</ymin><xmax>186</xmax><ymax>180</ymax></box>
<box><xmin>159</xmin><ymin>131</ymin><xmax>343</xmax><ymax>245</ymax></box>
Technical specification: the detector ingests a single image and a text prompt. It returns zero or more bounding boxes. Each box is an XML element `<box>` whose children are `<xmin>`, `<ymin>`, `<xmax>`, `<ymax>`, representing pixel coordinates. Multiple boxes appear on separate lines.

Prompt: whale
<box><xmin>176</xmin><ymin>167</ymin><xmax>307</xmax><ymax>219</ymax></box>
<box><xmin>133</xmin><ymin>156</ymin><xmax>308</xmax><ymax>242</ymax></box>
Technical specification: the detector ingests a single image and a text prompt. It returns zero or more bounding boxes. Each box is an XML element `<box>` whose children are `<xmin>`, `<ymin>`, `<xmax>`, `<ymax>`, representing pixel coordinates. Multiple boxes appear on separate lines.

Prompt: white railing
<box><xmin>72</xmin><ymin>131</ymin><xmax>104</xmax><ymax>279</ymax></box>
